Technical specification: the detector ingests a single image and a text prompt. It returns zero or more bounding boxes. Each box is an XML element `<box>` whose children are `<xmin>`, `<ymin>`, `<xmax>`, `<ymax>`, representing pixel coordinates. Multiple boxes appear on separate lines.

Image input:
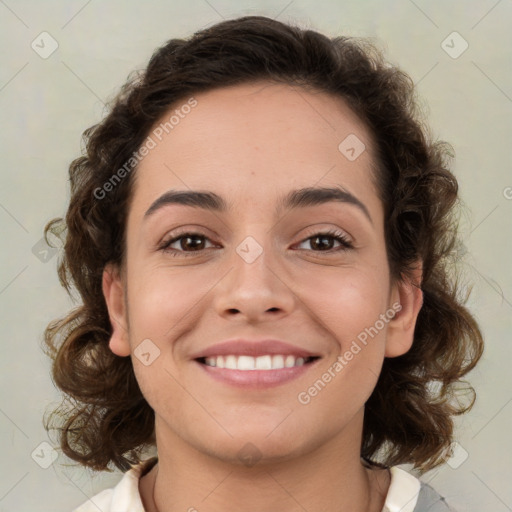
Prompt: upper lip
<box><xmin>190</xmin><ymin>339</ymin><xmax>320</xmax><ymax>360</ymax></box>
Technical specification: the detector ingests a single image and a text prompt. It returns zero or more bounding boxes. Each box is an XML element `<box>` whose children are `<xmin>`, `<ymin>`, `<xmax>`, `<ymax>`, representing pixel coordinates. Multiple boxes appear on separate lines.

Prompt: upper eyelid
<box><xmin>165</xmin><ymin>232</ymin><xmax>217</xmax><ymax>246</ymax></box>
<box><xmin>161</xmin><ymin>226</ymin><xmax>351</xmax><ymax>240</ymax></box>
<box><xmin>161</xmin><ymin>228</ymin><xmax>352</xmax><ymax>250</ymax></box>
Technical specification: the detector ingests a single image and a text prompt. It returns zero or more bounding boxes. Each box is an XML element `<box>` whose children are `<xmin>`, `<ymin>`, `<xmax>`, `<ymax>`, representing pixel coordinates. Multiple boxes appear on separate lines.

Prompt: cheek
<box><xmin>127</xmin><ymin>263</ymin><xmax>211</xmax><ymax>339</ymax></box>
<box><xmin>294</xmin><ymin>270</ymin><xmax>391</xmax><ymax>425</ymax></box>
<box><xmin>297</xmin><ymin>265</ymin><xmax>390</xmax><ymax>349</ymax></box>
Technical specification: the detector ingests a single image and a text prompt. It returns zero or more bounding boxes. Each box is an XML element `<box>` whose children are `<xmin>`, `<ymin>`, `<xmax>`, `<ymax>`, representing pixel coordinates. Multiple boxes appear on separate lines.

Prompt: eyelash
<box><xmin>158</xmin><ymin>229</ymin><xmax>353</xmax><ymax>257</ymax></box>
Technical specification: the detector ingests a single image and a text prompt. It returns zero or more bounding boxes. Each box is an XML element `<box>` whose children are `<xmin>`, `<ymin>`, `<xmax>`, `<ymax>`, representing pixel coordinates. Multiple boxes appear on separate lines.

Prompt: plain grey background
<box><xmin>0</xmin><ymin>1</ymin><xmax>511</xmax><ymax>511</ymax></box>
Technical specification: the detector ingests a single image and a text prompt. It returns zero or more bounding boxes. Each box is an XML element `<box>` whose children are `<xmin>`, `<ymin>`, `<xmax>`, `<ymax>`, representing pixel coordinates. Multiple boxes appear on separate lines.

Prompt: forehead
<box><xmin>130</xmin><ymin>81</ymin><xmax>379</xmax><ymax>218</ymax></box>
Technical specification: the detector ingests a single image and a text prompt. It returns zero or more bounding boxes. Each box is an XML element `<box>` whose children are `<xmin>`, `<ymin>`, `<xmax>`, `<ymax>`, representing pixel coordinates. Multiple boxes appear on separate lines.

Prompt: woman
<box><xmin>44</xmin><ymin>15</ymin><xmax>483</xmax><ymax>512</ymax></box>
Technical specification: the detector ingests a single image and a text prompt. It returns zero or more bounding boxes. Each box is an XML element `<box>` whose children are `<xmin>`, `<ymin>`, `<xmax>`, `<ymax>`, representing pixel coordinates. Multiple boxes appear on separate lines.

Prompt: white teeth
<box><xmin>238</xmin><ymin>355</ymin><xmax>255</xmax><ymax>370</ymax></box>
<box><xmin>285</xmin><ymin>355</ymin><xmax>296</xmax><ymax>368</ymax></box>
<box><xmin>255</xmin><ymin>355</ymin><xmax>272</xmax><ymax>369</ymax></box>
<box><xmin>272</xmin><ymin>354</ymin><xmax>285</xmax><ymax>369</ymax></box>
<box><xmin>202</xmin><ymin>354</ymin><xmax>312</xmax><ymax>370</ymax></box>
<box><xmin>225</xmin><ymin>355</ymin><xmax>237</xmax><ymax>369</ymax></box>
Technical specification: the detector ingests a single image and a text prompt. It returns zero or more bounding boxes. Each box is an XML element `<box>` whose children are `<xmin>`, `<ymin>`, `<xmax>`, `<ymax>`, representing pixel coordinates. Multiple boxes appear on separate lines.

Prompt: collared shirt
<box><xmin>73</xmin><ymin>462</ymin><xmax>455</xmax><ymax>512</ymax></box>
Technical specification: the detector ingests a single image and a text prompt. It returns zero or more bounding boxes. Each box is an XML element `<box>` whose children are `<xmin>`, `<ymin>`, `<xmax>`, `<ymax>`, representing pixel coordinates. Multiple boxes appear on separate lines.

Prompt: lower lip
<box><xmin>194</xmin><ymin>359</ymin><xmax>319</xmax><ymax>389</ymax></box>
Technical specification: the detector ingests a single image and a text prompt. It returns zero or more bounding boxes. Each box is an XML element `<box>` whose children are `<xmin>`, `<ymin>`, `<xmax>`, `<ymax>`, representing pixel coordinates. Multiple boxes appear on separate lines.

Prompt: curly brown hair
<box><xmin>43</xmin><ymin>15</ymin><xmax>484</xmax><ymax>474</ymax></box>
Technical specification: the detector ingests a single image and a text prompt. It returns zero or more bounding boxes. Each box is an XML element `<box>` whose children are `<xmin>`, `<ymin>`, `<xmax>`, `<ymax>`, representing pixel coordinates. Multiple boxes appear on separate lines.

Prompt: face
<box><xmin>103</xmin><ymin>81</ymin><xmax>422</xmax><ymax>465</ymax></box>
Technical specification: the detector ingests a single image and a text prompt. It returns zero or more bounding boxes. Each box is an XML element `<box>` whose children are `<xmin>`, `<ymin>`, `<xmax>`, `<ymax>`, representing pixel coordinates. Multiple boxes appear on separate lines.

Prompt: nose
<box><xmin>213</xmin><ymin>237</ymin><xmax>296</xmax><ymax>323</ymax></box>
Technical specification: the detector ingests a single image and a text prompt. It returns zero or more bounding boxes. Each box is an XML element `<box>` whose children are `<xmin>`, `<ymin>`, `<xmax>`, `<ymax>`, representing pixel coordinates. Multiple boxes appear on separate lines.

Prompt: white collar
<box><xmin>382</xmin><ymin>466</ymin><xmax>421</xmax><ymax>512</ymax></box>
<box><xmin>79</xmin><ymin>462</ymin><xmax>421</xmax><ymax>511</ymax></box>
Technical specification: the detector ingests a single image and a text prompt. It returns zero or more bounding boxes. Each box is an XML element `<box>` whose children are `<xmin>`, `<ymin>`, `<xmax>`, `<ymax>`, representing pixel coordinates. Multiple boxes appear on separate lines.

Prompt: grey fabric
<box><xmin>414</xmin><ymin>482</ymin><xmax>456</xmax><ymax>511</ymax></box>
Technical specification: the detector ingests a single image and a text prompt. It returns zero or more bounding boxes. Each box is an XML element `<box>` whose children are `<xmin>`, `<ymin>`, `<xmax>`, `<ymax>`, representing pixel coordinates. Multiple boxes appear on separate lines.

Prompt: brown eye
<box><xmin>160</xmin><ymin>232</ymin><xmax>215</xmax><ymax>256</ymax></box>
<box><xmin>178</xmin><ymin>235</ymin><xmax>206</xmax><ymax>251</ymax></box>
<box><xmin>296</xmin><ymin>230</ymin><xmax>353</xmax><ymax>252</ymax></box>
<box><xmin>309</xmin><ymin>234</ymin><xmax>336</xmax><ymax>251</ymax></box>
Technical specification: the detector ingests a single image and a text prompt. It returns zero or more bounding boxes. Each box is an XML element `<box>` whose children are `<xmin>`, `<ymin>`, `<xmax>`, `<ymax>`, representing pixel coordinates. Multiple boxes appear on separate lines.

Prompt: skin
<box><xmin>102</xmin><ymin>81</ymin><xmax>423</xmax><ymax>512</ymax></box>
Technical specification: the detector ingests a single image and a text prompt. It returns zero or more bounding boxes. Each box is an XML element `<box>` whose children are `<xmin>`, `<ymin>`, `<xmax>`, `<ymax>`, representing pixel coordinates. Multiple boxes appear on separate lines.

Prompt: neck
<box><xmin>140</xmin><ymin>409</ymin><xmax>389</xmax><ymax>512</ymax></box>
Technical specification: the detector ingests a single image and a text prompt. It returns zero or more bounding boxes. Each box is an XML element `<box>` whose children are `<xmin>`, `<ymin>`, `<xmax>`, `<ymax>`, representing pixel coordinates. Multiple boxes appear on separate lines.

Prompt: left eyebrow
<box><xmin>277</xmin><ymin>186</ymin><xmax>372</xmax><ymax>224</ymax></box>
<box><xmin>143</xmin><ymin>185</ymin><xmax>372</xmax><ymax>224</ymax></box>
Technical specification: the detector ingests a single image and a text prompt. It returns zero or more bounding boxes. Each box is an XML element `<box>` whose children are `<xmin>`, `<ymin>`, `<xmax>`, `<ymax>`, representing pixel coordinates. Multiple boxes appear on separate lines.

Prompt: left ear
<box><xmin>385</xmin><ymin>263</ymin><xmax>424</xmax><ymax>358</ymax></box>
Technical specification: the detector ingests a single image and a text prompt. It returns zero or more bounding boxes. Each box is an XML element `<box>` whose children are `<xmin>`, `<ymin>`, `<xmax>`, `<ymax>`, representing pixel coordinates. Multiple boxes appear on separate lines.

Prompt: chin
<box><xmin>202</xmin><ymin>421</ymin><xmax>318</xmax><ymax>467</ymax></box>
<box><xmin>207</xmin><ymin>437</ymin><xmax>308</xmax><ymax>468</ymax></box>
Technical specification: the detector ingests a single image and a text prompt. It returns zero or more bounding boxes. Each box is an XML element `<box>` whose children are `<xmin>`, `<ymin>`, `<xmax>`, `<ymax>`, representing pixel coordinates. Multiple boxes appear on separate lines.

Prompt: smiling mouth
<box><xmin>196</xmin><ymin>354</ymin><xmax>320</xmax><ymax>370</ymax></box>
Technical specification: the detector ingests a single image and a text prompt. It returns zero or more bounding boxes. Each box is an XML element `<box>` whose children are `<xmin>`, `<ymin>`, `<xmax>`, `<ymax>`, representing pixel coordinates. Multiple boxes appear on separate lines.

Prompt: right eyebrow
<box><xmin>144</xmin><ymin>190</ymin><xmax>227</xmax><ymax>220</ymax></box>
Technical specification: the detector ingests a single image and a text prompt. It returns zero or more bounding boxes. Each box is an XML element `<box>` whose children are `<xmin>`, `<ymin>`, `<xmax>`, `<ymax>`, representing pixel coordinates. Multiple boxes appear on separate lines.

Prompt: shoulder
<box><xmin>72</xmin><ymin>459</ymin><xmax>156</xmax><ymax>512</ymax></box>
<box><xmin>383</xmin><ymin>466</ymin><xmax>457</xmax><ymax>512</ymax></box>
<box><xmin>415</xmin><ymin>481</ymin><xmax>457</xmax><ymax>511</ymax></box>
